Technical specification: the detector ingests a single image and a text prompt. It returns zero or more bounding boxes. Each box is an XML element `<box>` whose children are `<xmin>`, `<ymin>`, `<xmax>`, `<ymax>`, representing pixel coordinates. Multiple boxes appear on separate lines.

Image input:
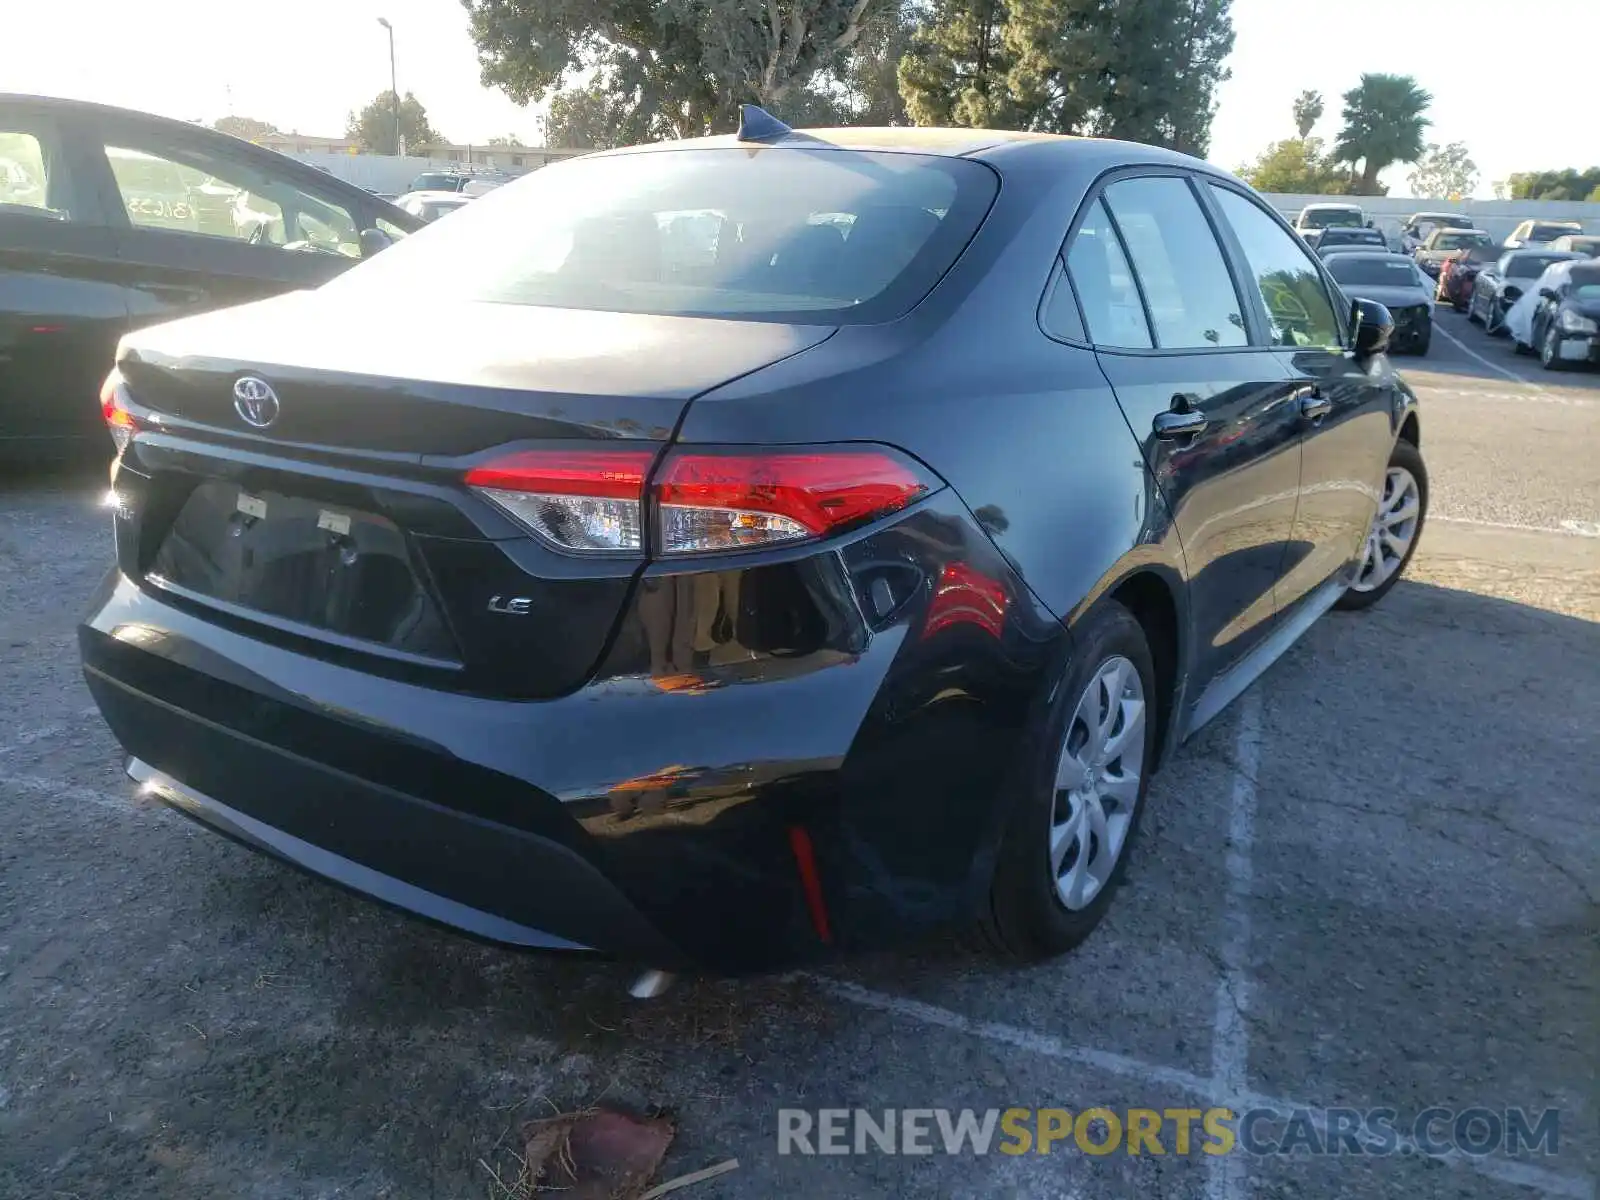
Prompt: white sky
<box><xmin>4</xmin><ymin>0</ymin><xmax>1596</xmax><ymax>195</ymax></box>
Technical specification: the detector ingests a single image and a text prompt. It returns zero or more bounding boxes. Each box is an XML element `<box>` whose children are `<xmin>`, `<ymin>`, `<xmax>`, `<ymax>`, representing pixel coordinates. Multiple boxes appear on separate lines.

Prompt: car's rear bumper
<box><xmin>80</xmin><ymin>494</ymin><xmax>1063</xmax><ymax>971</ymax></box>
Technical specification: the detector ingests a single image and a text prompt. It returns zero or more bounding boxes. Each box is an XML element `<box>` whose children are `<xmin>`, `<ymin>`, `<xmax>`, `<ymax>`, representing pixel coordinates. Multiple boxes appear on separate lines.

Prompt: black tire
<box><xmin>1336</xmin><ymin>438</ymin><xmax>1428</xmax><ymax>612</ymax></box>
<box><xmin>1540</xmin><ymin>325</ymin><xmax>1566</xmax><ymax>371</ymax></box>
<box><xmin>1412</xmin><ymin>330</ymin><xmax>1431</xmax><ymax>356</ymax></box>
<box><xmin>1513</xmin><ymin>338</ymin><xmax>1532</xmax><ymax>356</ymax></box>
<box><xmin>981</xmin><ymin>601</ymin><xmax>1158</xmax><ymax>961</ymax></box>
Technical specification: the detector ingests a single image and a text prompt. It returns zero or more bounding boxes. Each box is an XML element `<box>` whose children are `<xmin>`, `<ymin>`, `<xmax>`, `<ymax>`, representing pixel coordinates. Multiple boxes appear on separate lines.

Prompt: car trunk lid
<box><xmin>115</xmin><ymin>294</ymin><xmax>836</xmax><ymax>697</ymax></box>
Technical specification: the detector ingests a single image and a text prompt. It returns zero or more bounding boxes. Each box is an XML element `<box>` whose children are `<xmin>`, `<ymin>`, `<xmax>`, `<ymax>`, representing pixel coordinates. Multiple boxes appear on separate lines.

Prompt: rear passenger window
<box><xmin>0</xmin><ymin>125</ymin><xmax>72</xmax><ymax>220</ymax></box>
<box><xmin>1102</xmin><ymin>176</ymin><xmax>1247</xmax><ymax>349</ymax></box>
<box><xmin>1209</xmin><ymin>186</ymin><xmax>1345</xmax><ymax>350</ymax></box>
<box><xmin>1066</xmin><ymin>199</ymin><xmax>1152</xmax><ymax>349</ymax></box>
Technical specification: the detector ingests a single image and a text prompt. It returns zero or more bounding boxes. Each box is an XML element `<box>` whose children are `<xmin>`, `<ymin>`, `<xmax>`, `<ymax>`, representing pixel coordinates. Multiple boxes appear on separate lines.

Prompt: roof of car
<box><xmin>1301</xmin><ymin>202</ymin><xmax>1363</xmax><ymax>210</ymax></box>
<box><xmin>1324</xmin><ymin>251</ymin><xmax>1415</xmax><ymax>262</ymax></box>
<box><xmin>579</xmin><ymin>126</ymin><xmax>1221</xmax><ymax>177</ymax></box>
<box><xmin>1408</xmin><ymin>211</ymin><xmax>1469</xmax><ymax>220</ymax></box>
<box><xmin>401</xmin><ymin>190</ymin><xmax>470</xmax><ymax>203</ymax></box>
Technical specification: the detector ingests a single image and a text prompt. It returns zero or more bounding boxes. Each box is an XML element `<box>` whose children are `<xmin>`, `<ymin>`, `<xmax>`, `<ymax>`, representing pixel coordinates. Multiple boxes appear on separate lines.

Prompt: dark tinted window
<box><xmin>411</xmin><ymin>173</ymin><xmax>459</xmax><ymax>192</ymax></box>
<box><xmin>1301</xmin><ymin>208</ymin><xmax>1364</xmax><ymax>229</ymax></box>
<box><xmin>1102</xmin><ymin>176</ymin><xmax>1246</xmax><ymax>348</ymax></box>
<box><xmin>1434</xmin><ymin>231</ymin><xmax>1491</xmax><ymax>249</ymax></box>
<box><xmin>1066</xmin><ymin>199</ymin><xmax>1152</xmax><ymax>348</ymax></box>
<box><xmin>1508</xmin><ymin>254</ymin><xmax>1572</xmax><ymax>278</ymax></box>
<box><xmin>1326</xmin><ymin>257</ymin><xmax>1426</xmax><ymax>288</ymax></box>
<box><xmin>1212</xmin><ymin>186</ymin><xmax>1344</xmax><ymax>350</ymax></box>
<box><xmin>1530</xmin><ymin>224</ymin><xmax>1580</xmax><ymax>242</ymax></box>
<box><xmin>333</xmin><ymin>148</ymin><xmax>998</xmax><ymax>324</ymax></box>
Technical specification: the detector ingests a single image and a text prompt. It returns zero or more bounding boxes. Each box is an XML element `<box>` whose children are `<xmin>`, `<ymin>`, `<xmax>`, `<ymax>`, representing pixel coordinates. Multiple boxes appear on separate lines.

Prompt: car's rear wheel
<box><xmin>1336</xmin><ymin>439</ymin><xmax>1427</xmax><ymax>611</ymax></box>
<box><xmin>982</xmin><ymin>602</ymin><xmax>1156</xmax><ymax>960</ymax></box>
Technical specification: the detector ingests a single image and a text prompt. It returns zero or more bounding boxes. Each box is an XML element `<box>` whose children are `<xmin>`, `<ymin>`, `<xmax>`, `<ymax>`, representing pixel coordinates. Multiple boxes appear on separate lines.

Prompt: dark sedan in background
<box><xmin>82</xmin><ymin>112</ymin><xmax>1423</xmax><ymax>975</ymax></box>
<box><xmin>1308</xmin><ymin>225</ymin><xmax>1388</xmax><ymax>256</ymax></box>
<box><xmin>1324</xmin><ymin>252</ymin><xmax>1434</xmax><ymax>353</ymax></box>
<box><xmin>1525</xmin><ymin>259</ymin><xmax>1600</xmax><ymax>370</ymax></box>
<box><xmin>0</xmin><ymin>95</ymin><xmax>422</xmax><ymax>457</ymax></box>
<box><xmin>1413</xmin><ymin>227</ymin><xmax>1495</xmax><ymax>279</ymax></box>
<box><xmin>1469</xmin><ymin>248</ymin><xmax>1584</xmax><ymax>334</ymax></box>
<box><xmin>1436</xmin><ymin>243</ymin><xmax>1501</xmax><ymax>311</ymax></box>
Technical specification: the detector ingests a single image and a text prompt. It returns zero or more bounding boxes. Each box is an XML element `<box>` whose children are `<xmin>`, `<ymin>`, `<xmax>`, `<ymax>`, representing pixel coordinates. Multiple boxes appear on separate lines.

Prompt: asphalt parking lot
<box><xmin>2</xmin><ymin>309</ymin><xmax>1596</xmax><ymax>1200</ymax></box>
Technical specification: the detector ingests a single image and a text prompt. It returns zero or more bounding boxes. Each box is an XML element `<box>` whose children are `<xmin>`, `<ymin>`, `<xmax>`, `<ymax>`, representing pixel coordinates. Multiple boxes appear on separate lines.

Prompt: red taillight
<box><xmin>654</xmin><ymin>447</ymin><xmax>935</xmax><ymax>555</ymax></box>
<box><xmin>100</xmin><ymin>368</ymin><xmax>136</xmax><ymax>453</ymax></box>
<box><xmin>465</xmin><ymin>447</ymin><xmax>655</xmax><ymax>553</ymax></box>
<box><xmin>464</xmin><ymin>444</ymin><xmax>938</xmax><ymax>556</ymax></box>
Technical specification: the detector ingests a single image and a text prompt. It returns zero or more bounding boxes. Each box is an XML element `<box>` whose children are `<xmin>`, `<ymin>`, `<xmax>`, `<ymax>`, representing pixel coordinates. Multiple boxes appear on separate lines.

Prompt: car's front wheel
<box><xmin>1541</xmin><ymin>325</ymin><xmax>1568</xmax><ymax>371</ymax></box>
<box><xmin>1337</xmin><ymin>439</ymin><xmax>1428</xmax><ymax>611</ymax></box>
<box><xmin>983</xmin><ymin>601</ymin><xmax>1157</xmax><ymax>961</ymax></box>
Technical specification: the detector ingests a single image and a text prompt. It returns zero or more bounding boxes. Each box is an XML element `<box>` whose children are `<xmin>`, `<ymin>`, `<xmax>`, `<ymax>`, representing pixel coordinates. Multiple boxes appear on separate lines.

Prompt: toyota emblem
<box><xmin>232</xmin><ymin>376</ymin><xmax>280</xmax><ymax>429</ymax></box>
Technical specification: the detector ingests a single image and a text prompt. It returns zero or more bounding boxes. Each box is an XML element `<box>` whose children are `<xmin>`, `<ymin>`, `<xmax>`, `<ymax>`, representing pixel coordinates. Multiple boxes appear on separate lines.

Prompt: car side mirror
<box><xmin>359</xmin><ymin>227</ymin><xmax>394</xmax><ymax>258</ymax></box>
<box><xmin>1350</xmin><ymin>297</ymin><xmax>1393</xmax><ymax>359</ymax></box>
<box><xmin>1540</xmin><ymin>287</ymin><xmax>1559</xmax><ymax>301</ymax></box>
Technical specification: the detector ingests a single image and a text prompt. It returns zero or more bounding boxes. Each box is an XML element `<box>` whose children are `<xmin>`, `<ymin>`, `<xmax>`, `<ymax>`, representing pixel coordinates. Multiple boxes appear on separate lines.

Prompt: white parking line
<box><xmin>1205</xmin><ymin>688</ymin><xmax>1262</xmax><ymax>1200</ymax></box>
<box><xmin>810</xmin><ymin>976</ymin><xmax>1596</xmax><ymax>1199</ymax></box>
<box><xmin>1432</xmin><ymin>323</ymin><xmax>1545</xmax><ymax>390</ymax></box>
<box><xmin>1433</xmin><ymin>515</ymin><xmax>1600</xmax><ymax>538</ymax></box>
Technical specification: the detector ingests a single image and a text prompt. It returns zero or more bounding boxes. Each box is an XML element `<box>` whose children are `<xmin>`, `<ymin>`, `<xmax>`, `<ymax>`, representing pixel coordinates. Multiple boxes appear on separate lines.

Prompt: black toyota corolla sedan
<box><xmin>81</xmin><ymin>111</ymin><xmax>1426</xmax><ymax>975</ymax></box>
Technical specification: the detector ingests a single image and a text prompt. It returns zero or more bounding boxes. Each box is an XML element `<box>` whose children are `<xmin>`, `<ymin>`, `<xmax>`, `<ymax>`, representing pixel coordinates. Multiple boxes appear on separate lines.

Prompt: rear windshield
<box><xmin>1302</xmin><ymin>208</ymin><xmax>1363</xmax><ymax>229</ymax></box>
<box><xmin>1508</xmin><ymin>254</ymin><xmax>1571</xmax><ymax>278</ymax></box>
<box><xmin>332</xmin><ymin>148</ymin><xmax>999</xmax><ymax>324</ymax></box>
<box><xmin>1565</xmin><ymin>238</ymin><xmax>1600</xmax><ymax>255</ymax></box>
<box><xmin>1322</xmin><ymin>228</ymin><xmax>1382</xmax><ymax>244</ymax></box>
<box><xmin>1530</xmin><ymin>224</ymin><xmax>1580</xmax><ymax>242</ymax></box>
<box><xmin>1326</xmin><ymin>258</ymin><xmax>1424</xmax><ymax>288</ymax></box>
<box><xmin>1463</xmin><ymin>245</ymin><xmax>1500</xmax><ymax>263</ymax></box>
<box><xmin>1434</xmin><ymin>231</ymin><xmax>1491</xmax><ymax>249</ymax></box>
<box><xmin>411</xmin><ymin>173</ymin><xmax>459</xmax><ymax>192</ymax></box>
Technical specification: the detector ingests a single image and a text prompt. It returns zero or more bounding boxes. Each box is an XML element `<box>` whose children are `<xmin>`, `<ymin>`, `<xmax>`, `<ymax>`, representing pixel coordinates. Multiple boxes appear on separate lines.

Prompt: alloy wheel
<box><xmin>1350</xmin><ymin>466</ymin><xmax>1421</xmax><ymax>593</ymax></box>
<box><xmin>1049</xmin><ymin>656</ymin><xmax>1146</xmax><ymax>911</ymax></box>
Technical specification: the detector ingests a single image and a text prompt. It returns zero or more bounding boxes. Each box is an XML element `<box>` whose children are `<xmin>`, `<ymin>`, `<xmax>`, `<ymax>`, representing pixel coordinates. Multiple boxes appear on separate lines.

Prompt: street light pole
<box><xmin>377</xmin><ymin>17</ymin><xmax>404</xmax><ymax>157</ymax></box>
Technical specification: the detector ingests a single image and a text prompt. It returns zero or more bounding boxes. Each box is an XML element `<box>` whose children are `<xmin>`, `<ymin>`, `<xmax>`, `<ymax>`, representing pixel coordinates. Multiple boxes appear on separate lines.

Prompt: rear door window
<box><xmin>1100</xmin><ymin>176</ymin><xmax>1247</xmax><ymax>349</ymax></box>
<box><xmin>1064</xmin><ymin>198</ymin><xmax>1152</xmax><ymax>349</ymax></box>
<box><xmin>1209</xmin><ymin>186</ymin><xmax>1345</xmax><ymax>350</ymax></box>
<box><xmin>102</xmin><ymin>137</ymin><xmax>362</xmax><ymax>258</ymax></box>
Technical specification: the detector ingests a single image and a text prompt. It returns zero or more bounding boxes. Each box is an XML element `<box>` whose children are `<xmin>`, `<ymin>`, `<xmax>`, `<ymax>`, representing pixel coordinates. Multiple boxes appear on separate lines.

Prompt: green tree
<box><xmin>1406</xmin><ymin>141</ymin><xmax>1477</xmax><ymax>199</ymax></box>
<box><xmin>903</xmin><ymin>0</ymin><xmax>1234</xmax><ymax>153</ymax></box>
<box><xmin>1291</xmin><ymin>89</ymin><xmax>1322</xmax><ymax>138</ymax></box>
<box><xmin>213</xmin><ymin>116</ymin><xmax>278</xmax><ymax>141</ymax></box>
<box><xmin>462</xmin><ymin>0</ymin><xmax>876</xmax><ymax>140</ymax></box>
<box><xmin>346</xmin><ymin>91</ymin><xmax>443</xmax><ymax>155</ymax></box>
<box><xmin>1505</xmin><ymin>168</ymin><xmax>1600</xmax><ymax>200</ymax></box>
<box><xmin>1239</xmin><ymin>136</ymin><xmax>1347</xmax><ymax>194</ymax></box>
<box><xmin>545</xmin><ymin>83</ymin><xmax>632</xmax><ymax>149</ymax></box>
<box><xmin>1333</xmin><ymin>73</ymin><xmax>1431</xmax><ymax>196</ymax></box>
<box><xmin>899</xmin><ymin>0</ymin><xmax>1022</xmax><ymax>128</ymax></box>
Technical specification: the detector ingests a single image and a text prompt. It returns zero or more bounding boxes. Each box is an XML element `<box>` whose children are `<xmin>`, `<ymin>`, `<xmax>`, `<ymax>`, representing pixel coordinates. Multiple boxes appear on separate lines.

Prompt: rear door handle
<box><xmin>1299</xmin><ymin>389</ymin><xmax>1333</xmax><ymax>421</ymax></box>
<box><xmin>1153</xmin><ymin>408</ymin><xmax>1208</xmax><ymax>439</ymax></box>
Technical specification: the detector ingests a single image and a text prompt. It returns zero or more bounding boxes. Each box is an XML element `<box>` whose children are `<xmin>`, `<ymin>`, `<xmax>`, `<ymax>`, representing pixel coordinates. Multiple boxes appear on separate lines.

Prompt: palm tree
<box><xmin>1292</xmin><ymin>90</ymin><xmax>1322</xmax><ymax>138</ymax></box>
<box><xmin>1333</xmin><ymin>74</ymin><xmax>1431</xmax><ymax>195</ymax></box>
